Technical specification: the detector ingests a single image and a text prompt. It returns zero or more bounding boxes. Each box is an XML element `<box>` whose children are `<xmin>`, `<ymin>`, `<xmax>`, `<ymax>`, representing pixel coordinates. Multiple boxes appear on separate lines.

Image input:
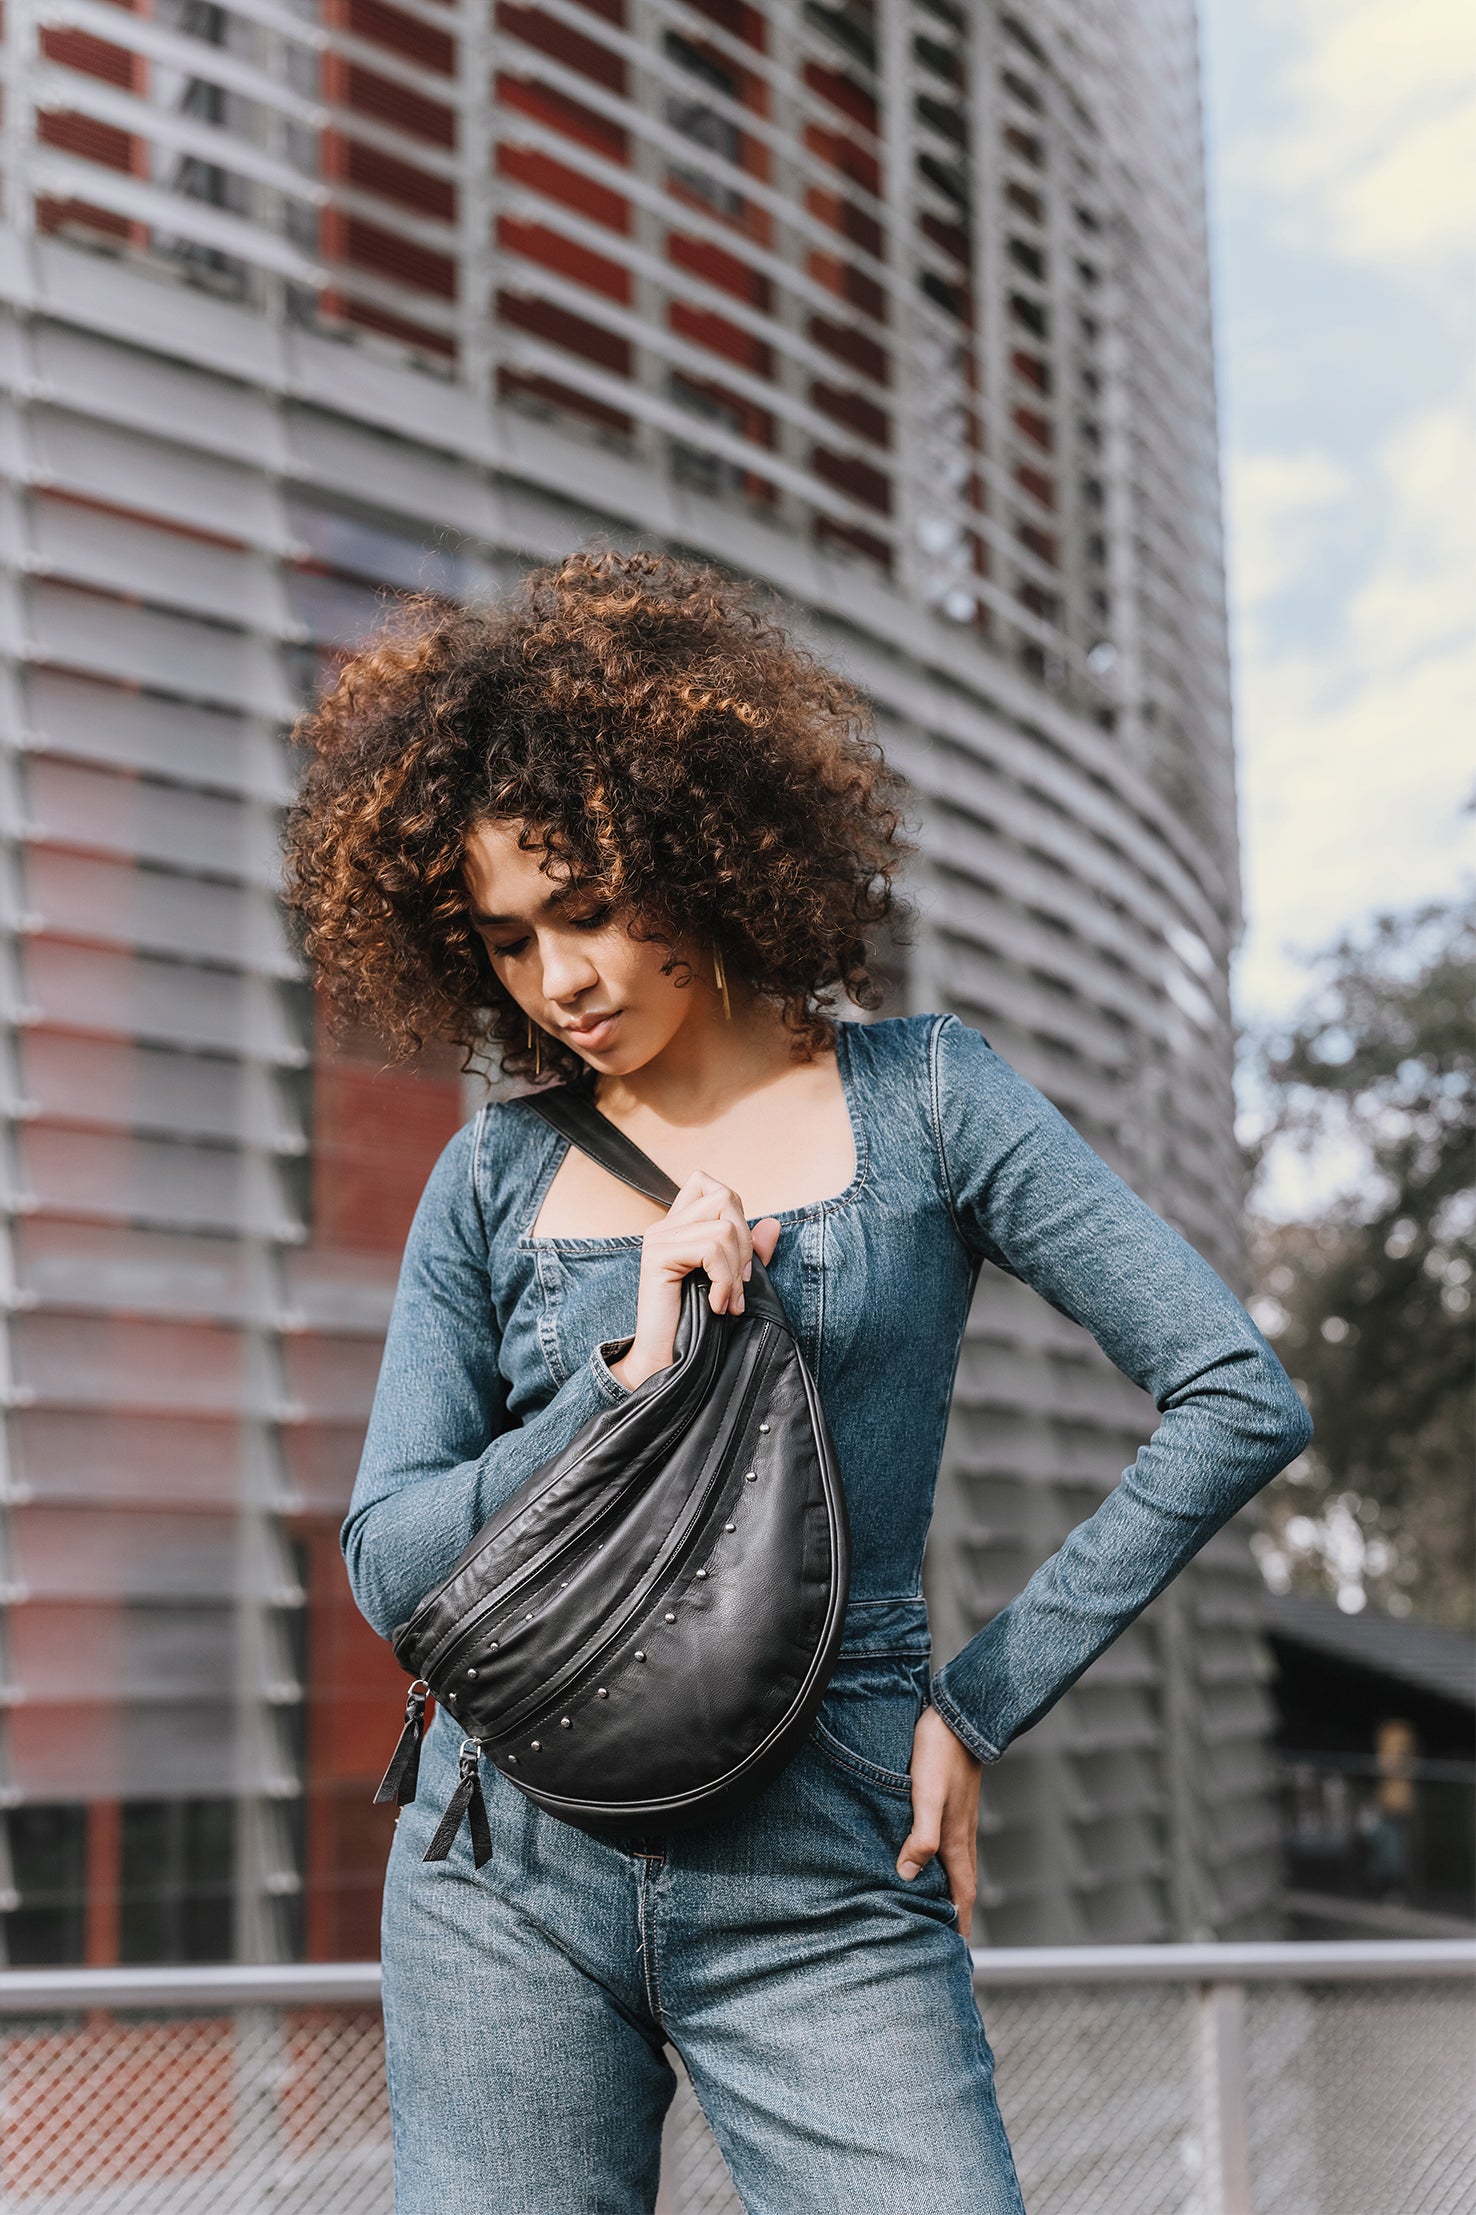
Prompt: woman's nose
<box><xmin>539</xmin><ymin>935</ymin><xmax>600</xmax><ymax>1002</ymax></box>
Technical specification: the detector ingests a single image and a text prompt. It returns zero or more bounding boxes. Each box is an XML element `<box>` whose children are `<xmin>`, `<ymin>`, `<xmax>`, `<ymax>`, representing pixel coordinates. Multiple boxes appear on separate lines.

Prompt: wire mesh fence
<box><xmin>1240</xmin><ymin>1981</ymin><xmax>1475</xmax><ymax>2215</ymax></box>
<box><xmin>0</xmin><ymin>2000</ymin><xmax>391</xmax><ymax>2215</ymax></box>
<box><xmin>1</xmin><ymin>1949</ymin><xmax>1470</xmax><ymax>2215</ymax></box>
<box><xmin>658</xmin><ymin>1964</ymin><xmax>1476</xmax><ymax>2215</ymax></box>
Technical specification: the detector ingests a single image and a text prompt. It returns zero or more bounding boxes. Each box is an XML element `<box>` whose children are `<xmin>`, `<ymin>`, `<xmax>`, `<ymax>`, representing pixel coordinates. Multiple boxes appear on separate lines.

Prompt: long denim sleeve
<box><xmin>341</xmin><ymin>1115</ymin><xmax>631</xmax><ymax>1639</ymax></box>
<box><xmin>340</xmin><ymin>1013</ymin><xmax>1310</xmax><ymax>1739</ymax></box>
<box><xmin>925</xmin><ymin>1014</ymin><xmax>1312</xmax><ymax>1764</ymax></box>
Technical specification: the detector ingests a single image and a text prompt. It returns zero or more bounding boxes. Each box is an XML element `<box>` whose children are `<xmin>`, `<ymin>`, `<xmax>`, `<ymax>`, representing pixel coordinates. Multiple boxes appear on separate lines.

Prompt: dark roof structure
<box><xmin>1266</xmin><ymin>1592</ymin><xmax>1476</xmax><ymax>1713</ymax></box>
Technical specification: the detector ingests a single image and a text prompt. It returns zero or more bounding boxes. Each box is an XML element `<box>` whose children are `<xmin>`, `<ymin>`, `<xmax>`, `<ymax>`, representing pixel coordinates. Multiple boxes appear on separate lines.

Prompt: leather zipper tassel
<box><xmin>423</xmin><ymin>1741</ymin><xmax>494</xmax><ymax>1868</ymax></box>
<box><xmin>373</xmin><ymin>1681</ymin><xmax>429</xmax><ymax>1807</ymax></box>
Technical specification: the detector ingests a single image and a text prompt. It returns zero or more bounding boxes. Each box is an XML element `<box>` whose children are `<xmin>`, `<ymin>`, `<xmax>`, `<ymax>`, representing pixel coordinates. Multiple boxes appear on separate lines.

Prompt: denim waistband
<box><xmin>837</xmin><ymin>1594</ymin><xmax>930</xmax><ymax>1658</ymax></box>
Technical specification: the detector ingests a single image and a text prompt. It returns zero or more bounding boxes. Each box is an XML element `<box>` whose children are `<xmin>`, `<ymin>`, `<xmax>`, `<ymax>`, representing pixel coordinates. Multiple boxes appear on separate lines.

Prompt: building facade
<box><xmin>0</xmin><ymin>0</ymin><xmax>1268</xmax><ymax>1960</ymax></box>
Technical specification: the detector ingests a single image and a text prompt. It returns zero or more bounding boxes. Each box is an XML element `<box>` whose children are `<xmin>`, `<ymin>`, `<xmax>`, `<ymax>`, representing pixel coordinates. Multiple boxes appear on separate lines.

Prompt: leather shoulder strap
<box><xmin>522</xmin><ymin>1088</ymin><xmax>681</xmax><ymax>1209</ymax></box>
<box><xmin>524</xmin><ymin>1085</ymin><xmax>787</xmax><ymax>1319</ymax></box>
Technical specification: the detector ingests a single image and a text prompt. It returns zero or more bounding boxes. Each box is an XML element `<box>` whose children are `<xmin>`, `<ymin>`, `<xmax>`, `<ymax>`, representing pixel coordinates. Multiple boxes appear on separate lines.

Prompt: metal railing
<box><xmin>1</xmin><ymin>1943</ymin><xmax>1471</xmax><ymax>2214</ymax></box>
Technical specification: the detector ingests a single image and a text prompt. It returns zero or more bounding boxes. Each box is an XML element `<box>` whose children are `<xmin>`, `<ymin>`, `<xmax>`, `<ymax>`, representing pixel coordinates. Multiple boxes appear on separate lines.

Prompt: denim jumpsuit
<box><xmin>345</xmin><ymin>1013</ymin><xmax>1311</xmax><ymax>2213</ymax></box>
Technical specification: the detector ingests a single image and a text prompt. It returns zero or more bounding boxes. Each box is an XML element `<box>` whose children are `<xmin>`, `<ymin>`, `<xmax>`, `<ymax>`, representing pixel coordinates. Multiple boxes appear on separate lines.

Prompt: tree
<box><xmin>1245</xmin><ymin>898</ymin><xmax>1475</xmax><ymax>1629</ymax></box>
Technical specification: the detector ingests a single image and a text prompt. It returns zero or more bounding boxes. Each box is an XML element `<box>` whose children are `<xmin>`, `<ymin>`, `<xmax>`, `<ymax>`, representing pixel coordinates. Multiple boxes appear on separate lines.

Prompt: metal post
<box><xmin>654</xmin><ymin>2131</ymin><xmax>679</xmax><ymax>2215</ymax></box>
<box><xmin>654</xmin><ymin>2056</ymin><xmax>686</xmax><ymax>2215</ymax></box>
<box><xmin>229</xmin><ymin>2001</ymin><xmax>286</xmax><ymax>2208</ymax></box>
<box><xmin>0</xmin><ymin>361</ymin><xmax>35</xmax><ymax>1968</ymax></box>
<box><xmin>1195</xmin><ymin>1978</ymin><xmax>1253</xmax><ymax>2215</ymax></box>
<box><xmin>1162</xmin><ymin>1573</ymin><xmax>1215</xmax><ymax>1940</ymax></box>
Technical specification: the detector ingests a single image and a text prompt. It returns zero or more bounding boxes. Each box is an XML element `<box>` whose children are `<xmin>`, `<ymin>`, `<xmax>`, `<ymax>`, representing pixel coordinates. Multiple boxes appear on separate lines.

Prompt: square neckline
<box><xmin>516</xmin><ymin>1019</ymin><xmax>871</xmax><ymax>1251</ymax></box>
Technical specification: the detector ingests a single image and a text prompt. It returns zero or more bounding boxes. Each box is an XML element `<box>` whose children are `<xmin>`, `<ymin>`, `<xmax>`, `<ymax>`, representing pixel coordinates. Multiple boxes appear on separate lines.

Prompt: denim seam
<box><xmin>636</xmin><ymin>1861</ymin><xmax>666</xmax><ymax>2028</ymax></box>
<box><xmin>836</xmin><ymin>1644</ymin><xmax>933</xmax><ymax>1662</ymax></box>
<box><xmin>380</xmin><ymin>1917</ymin><xmax>409</xmax><ymax>2185</ymax></box>
<box><xmin>926</xmin><ymin>1012</ymin><xmax>972</xmax><ymax>1253</ymax></box>
<box><xmin>928</xmin><ymin>1674</ymin><xmax>1003</xmax><ymax>1765</ymax></box>
<box><xmin>809</xmin><ymin>1714</ymin><xmax>915</xmax><ymax>1798</ymax></box>
<box><xmin>513</xmin><ymin>1112</ymin><xmax>574</xmax><ymax>1246</ymax></box>
<box><xmin>469</xmin><ymin>1104</ymin><xmax>492</xmax><ymax>1254</ymax></box>
<box><xmin>588</xmin><ymin>1339</ymin><xmax>635</xmax><ymax>1408</ymax></box>
<box><xmin>534</xmin><ymin>1244</ymin><xmax>569</xmax><ymax>1389</ymax></box>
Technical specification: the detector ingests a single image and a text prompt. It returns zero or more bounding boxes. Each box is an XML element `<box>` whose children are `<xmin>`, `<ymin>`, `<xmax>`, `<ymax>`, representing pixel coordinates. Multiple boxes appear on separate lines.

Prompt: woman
<box><xmin>284</xmin><ymin>550</ymin><xmax>1310</xmax><ymax>2214</ymax></box>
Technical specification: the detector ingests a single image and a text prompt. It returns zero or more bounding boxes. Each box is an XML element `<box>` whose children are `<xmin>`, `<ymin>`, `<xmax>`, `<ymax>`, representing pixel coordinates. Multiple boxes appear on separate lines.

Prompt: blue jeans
<box><xmin>382</xmin><ymin>1603</ymin><xmax>1027</xmax><ymax>2213</ymax></box>
<box><xmin>362</xmin><ymin>1011</ymin><xmax>1312</xmax><ymax>2203</ymax></box>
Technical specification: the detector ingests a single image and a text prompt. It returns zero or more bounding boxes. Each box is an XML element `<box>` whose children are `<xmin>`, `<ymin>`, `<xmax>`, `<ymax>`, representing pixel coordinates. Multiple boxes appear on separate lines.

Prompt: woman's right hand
<box><xmin>609</xmin><ymin>1171</ymin><xmax>781</xmax><ymax>1391</ymax></box>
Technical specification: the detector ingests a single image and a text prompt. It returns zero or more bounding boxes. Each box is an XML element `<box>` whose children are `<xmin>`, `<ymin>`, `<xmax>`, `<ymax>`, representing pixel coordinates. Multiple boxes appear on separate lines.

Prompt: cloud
<box><xmin>1328</xmin><ymin>92</ymin><xmax>1476</xmax><ymax>270</ymax></box>
<box><xmin>1236</xmin><ymin>634</ymin><xmax>1474</xmax><ymax>1015</ymax></box>
<box><xmin>1227</xmin><ymin>449</ymin><xmax>1354</xmax><ymax>613</ymax></box>
<box><xmin>1232</xmin><ymin>396</ymin><xmax>1476</xmax><ymax>1021</ymax></box>
<box><xmin>1231</xmin><ymin>0</ymin><xmax>1475</xmax><ymax>283</ymax></box>
<box><xmin>1345</xmin><ymin>399</ymin><xmax>1476</xmax><ymax>669</ymax></box>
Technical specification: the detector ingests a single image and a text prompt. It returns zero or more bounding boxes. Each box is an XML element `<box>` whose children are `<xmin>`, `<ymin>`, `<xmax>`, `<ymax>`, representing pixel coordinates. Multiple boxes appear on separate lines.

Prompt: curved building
<box><xmin>0</xmin><ymin>0</ymin><xmax>1267</xmax><ymax>1960</ymax></box>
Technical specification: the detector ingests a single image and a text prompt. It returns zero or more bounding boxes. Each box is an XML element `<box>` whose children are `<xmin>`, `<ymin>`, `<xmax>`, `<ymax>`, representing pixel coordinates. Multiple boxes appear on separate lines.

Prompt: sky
<box><xmin>1199</xmin><ymin>0</ymin><xmax>1475</xmax><ymax>1035</ymax></box>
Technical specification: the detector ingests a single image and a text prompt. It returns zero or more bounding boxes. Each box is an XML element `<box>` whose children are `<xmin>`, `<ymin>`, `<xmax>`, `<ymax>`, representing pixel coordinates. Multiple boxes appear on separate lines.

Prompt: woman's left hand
<box><xmin>897</xmin><ymin>1705</ymin><xmax>984</xmax><ymax>1931</ymax></box>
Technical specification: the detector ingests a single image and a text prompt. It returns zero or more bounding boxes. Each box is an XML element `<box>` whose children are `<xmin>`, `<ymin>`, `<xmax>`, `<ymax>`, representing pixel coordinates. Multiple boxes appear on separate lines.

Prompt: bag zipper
<box><xmin>404</xmin><ymin>1286</ymin><xmax>721</xmax><ymax>1680</ymax></box>
<box><xmin>483</xmin><ymin>1324</ymin><xmax>780</xmax><ymax>1743</ymax></box>
<box><xmin>413</xmin><ymin>1440</ymin><xmax>667</xmax><ymax>1685</ymax></box>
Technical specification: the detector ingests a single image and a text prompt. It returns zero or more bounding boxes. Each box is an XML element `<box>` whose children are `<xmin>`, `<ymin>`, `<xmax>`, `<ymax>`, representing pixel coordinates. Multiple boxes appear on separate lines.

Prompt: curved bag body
<box><xmin>388</xmin><ymin>1094</ymin><xmax>850</xmax><ymax>1839</ymax></box>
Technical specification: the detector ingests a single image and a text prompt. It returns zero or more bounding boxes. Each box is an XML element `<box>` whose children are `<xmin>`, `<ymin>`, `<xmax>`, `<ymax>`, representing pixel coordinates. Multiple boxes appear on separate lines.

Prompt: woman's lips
<box><xmin>562</xmin><ymin>1012</ymin><xmax>620</xmax><ymax>1048</ymax></box>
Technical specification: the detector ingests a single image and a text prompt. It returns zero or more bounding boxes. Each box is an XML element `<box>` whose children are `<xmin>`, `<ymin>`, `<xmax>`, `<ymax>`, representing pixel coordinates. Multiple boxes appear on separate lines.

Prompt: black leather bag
<box><xmin>374</xmin><ymin>1087</ymin><xmax>850</xmax><ymax>1857</ymax></box>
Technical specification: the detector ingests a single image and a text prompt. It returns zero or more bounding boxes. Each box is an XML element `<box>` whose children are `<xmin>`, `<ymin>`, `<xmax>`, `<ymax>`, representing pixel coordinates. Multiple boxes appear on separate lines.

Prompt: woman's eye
<box><xmin>486</xmin><ymin>937</ymin><xmax>528</xmax><ymax>960</ymax></box>
<box><xmin>570</xmin><ymin>906</ymin><xmax>611</xmax><ymax>932</ymax></box>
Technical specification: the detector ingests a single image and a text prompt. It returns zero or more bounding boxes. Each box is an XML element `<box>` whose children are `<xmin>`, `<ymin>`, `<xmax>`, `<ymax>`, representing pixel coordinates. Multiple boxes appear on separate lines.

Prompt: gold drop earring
<box><xmin>526</xmin><ymin>1012</ymin><xmax>542</xmax><ymax>1078</ymax></box>
<box><xmin>712</xmin><ymin>941</ymin><xmax>731</xmax><ymax>1020</ymax></box>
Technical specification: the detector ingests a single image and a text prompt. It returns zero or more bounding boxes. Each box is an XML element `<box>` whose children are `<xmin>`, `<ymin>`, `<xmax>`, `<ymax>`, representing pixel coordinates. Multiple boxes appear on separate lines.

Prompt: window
<box><xmin>802</xmin><ymin>0</ymin><xmax>877</xmax><ymax>73</ymax></box>
<box><xmin>3</xmin><ymin>1807</ymin><xmax>87</xmax><ymax>1965</ymax></box>
<box><xmin>667</xmin><ymin>373</ymin><xmax>750</xmax><ymax>496</ymax></box>
<box><xmin>120</xmin><ymin>1800</ymin><xmax>236</xmax><ymax>1963</ymax></box>
<box><xmin>664</xmin><ymin>34</ymin><xmax>744</xmax><ymax>220</ymax></box>
<box><xmin>0</xmin><ymin>1799</ymin><xmax>238</xmax><ymax>1965</ymax></box>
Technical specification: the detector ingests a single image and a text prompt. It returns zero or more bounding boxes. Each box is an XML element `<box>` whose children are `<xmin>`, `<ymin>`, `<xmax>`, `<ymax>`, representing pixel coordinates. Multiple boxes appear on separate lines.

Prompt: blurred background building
<box><xmin>0</xmin><ymin>0</ymin><xmax>1264</xmax><ymax>1962</ymax></box>
<box><xmin>1268</xmin><ymin>1594</ymin><xmax>1475</xmax><ymax>1940</ymax></box>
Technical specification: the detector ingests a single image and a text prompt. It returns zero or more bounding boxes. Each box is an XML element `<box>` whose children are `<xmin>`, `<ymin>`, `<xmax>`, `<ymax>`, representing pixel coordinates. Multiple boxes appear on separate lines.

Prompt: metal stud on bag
<box><xmin>377</xmin><ymin>1088</ymin><xmax>850</xmax><ymax>1841</ymax></box>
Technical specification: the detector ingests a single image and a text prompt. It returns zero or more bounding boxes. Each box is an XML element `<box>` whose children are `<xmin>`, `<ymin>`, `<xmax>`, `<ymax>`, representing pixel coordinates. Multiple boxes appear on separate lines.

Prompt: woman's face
<box><xmin>463</xmin><ymin>818</ymin><xmax>708</xmax><ymax>1074</ymax></box>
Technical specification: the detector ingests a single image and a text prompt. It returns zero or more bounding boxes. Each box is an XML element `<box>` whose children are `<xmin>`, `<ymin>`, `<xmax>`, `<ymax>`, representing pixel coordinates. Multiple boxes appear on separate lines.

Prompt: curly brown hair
<box><xmin>282</xmin><ymin>548</ymin><xmax>914</xmax><ymax>1085</ymax></box>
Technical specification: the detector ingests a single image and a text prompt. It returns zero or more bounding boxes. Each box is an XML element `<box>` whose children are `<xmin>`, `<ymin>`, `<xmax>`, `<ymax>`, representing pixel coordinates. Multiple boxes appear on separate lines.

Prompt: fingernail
<box><xmin>743</xmin><ymin>1262</ymin><xmax>752</xmax><ymax>1281</ymax></box>
<box><xmin>734</xmin><ymin>1293</ymin><xmax>744</xmax><ymax>1312</ymax></box>
<box><xmin>899</xmin><ymin>1861</ymin><xmax>919</xmax><ymax>1881</ymax></box>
